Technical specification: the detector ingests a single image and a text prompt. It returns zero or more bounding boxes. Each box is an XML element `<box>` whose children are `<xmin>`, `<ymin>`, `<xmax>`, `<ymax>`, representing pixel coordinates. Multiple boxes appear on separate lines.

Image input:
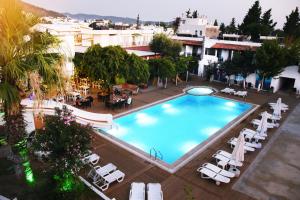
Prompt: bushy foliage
<box><xmin>149</xmin><ymin>33</ymin><xmax>182</xmax><ymax>58</ymax></box>
<box><xmin>33</xmin><ymin>106</ymin><xmax>92</xmax><ymax>174</ymax></box>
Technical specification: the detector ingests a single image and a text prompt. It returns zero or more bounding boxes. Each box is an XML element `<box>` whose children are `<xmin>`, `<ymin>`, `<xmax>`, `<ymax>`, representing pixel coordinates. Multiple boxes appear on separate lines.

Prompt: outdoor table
<box><xmin>79</xmin><ymin>85</ymin><xmax>90</xmax><ymax>96</ymax></box>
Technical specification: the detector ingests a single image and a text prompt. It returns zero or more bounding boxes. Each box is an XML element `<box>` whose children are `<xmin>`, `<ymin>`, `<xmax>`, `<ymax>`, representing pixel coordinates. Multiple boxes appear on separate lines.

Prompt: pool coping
<box><xmin>94</xmin><ymin>91</ymin><xmax>259</xmax><ymax>173</ymax></box>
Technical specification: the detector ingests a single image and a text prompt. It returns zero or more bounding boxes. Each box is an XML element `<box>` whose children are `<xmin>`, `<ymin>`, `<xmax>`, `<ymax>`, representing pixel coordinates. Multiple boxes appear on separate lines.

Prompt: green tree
<box><xmin>260</xmin><ymin>9</ymin><xmax>277</xmax><ymax>36</ymax></box>
<box><xmin>283</xmin><ymin>7</ymin><xmax>300</xmax><ymax>39</ymax></box>
<box><xmin>186</xmin><ymin>9</ymin><xmax>191</xmax><ymax>18</ymax></box>
<box><xmin>149</xmin><ymin>34</ymin><xmax>182</xmax><ymax>58</ymax></box>
<box><xmin>219</xmin><ymin>23</ymin><xmax>226</xmax><ymax>35</ymax></box>
<box><xmin>175</xmin><ymin>56</ymin><xmax>189</xmax><ymax>85</ymax></box>
<box><xmin>0</xmin><ymin>0</ymin><xmax>62</xmax><ymax>146</ymax></box>
<box><xmin>214</xmin><ymin>19</ymin><xmax>218</xmax><ymax>26</ymax></box>
<box><xmin>78</xmin><ymin>45</ymin><xmax>127</xmax><ymax>89</ymax></box>
<box><xmin>126</xmin><ymin>54</ymin><xmax>150</xmax><ymax>84</ymax></box>
<box><xmin>32</xmin><ymin>106</ymin><xmax>92</xmax><ymax>198</ymax></box>
<box><xmin>148</xmin><ymin>58</ymin><xmax>175</xmax><ymax>88</ymax></box>
<box><xmin>239</xmin><ymin>0</ymin><xmax>262</xmax><ymax>41</ymax></box>
<box><xmin>192</xmin><ymin>10</ymin><xmax>198</xmax><ymax>19</ymax></box>
<box><xmin>226</xmin><ymin>18</ymin><xmax>238</xmax><ymax>34</ymax></box>
<box><xmin>173</xmin><ymin>17</ymin><xmax>181</xmax><ymax>33</ymax></box>
<box><xmin>255</xmin><ymin>40</ymin><xmax>286</xmax><ymax>89</ymax></box>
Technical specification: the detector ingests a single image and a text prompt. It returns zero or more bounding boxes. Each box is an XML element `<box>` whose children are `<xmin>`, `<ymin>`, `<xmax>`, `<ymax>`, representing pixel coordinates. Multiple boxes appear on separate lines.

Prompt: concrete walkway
<box><xmin>233</xmin><ymin>102</ymin><xmax>300</xmax><ymax>200</ymax></box>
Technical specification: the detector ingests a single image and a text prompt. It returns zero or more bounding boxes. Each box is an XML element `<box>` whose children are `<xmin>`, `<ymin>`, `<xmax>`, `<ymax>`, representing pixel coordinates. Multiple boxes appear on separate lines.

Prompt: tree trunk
<box><xmin>186</xmin><ymin>71</ymin><xmax>189</xmax><ymax>82</ymax></box>
<box><xmin>175</xmin><ymin>74</ymin><xmax>178</xmax><ymax>86</ymax></box>
<box><xmin>164</xmin><ymin>78</ymin><xmax>168</xmax><ymax>88</ymax></box>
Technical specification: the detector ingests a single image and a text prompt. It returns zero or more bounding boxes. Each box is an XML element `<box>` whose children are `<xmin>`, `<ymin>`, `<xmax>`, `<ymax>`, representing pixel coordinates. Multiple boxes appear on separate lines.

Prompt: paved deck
<box><xmin>233</xmin><ymin>103</ymin><xmax>300</xmax><ymax>200</ymax></box>
<box><xmin>79</xmin><ymin>77</ymin><xmax>299</xmax><ymax>200</ymax></box>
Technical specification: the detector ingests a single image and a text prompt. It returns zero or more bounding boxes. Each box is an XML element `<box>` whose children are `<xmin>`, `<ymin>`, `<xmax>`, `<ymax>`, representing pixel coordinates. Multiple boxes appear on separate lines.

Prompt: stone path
<box><xmin>233</xmin><ymin>102</ymin><xmax>300</xmax><ymax>200</ymax></box>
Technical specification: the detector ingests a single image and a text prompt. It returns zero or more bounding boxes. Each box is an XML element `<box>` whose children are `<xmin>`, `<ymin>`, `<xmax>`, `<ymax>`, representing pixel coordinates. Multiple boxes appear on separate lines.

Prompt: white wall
<box><xmin>271</xmin><ymin>66</ymin><xmax>300</xmax><ymax>93</ymax></box>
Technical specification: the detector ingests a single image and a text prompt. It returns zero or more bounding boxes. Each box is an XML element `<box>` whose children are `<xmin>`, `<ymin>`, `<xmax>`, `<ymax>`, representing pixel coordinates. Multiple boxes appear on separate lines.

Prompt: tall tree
<box><xmin>219</xmin><ymin>23</ymin><xmax>226</xmax><ymax>35</ymax></box>
<box><xmin>214</xmin><ymin>19</ymin><xmax>218</xmax><ymax>26</ymax></box>
<box><xmin>226</xmin><ymin>18</ymin><xmax>238</xmax><ymax>34</ymax></box>
<box><xmin>0</xmin><ymin>0</ymin><xmax>62</xmax><ymax>145</ymax></box>
<box><xmin>78</xmin><ymin>45</ymin><xmax>127</xmax><ymax>89</ymax></box>
<box><xmin>173</xmin><ymin>17</ymin><xmax>181</xmax><ymax>33</ymax></box>
<box><xmin>239</xmin><ymin>0</ymin><xmax>262</xmax><ymax>41</ymax></box>
<box><xmin>149</xmin><ymin>34</ymin><xmax>182</xmax><ymax>58</ymax></box>
<box><xmin>260</xmin><ymin>9</ymin><xmax>277</xmax><ymax>36</ymax></box>
<box><xmin>192</xmin><ymin>10</ymin><xmax>198</xmax><ymax>19</ymax></box>
<box><xmin>186</xmin><ymin>9</ymin><xmax>191</xmax><ymax>18</ymax></box>
<box><xmin>125</xmin><ymin>54</ymin><xmax>150</xmax><ymax>84</ymax></box>
<box><xmin>283</xmin><ymin>7</ymin><xmax>300</xmax><ymax>39</ymax></box>
<box><xmin>136</xmin><ymin>14</ymin><xmax>140</xmax><ymax>29</ymax></box>
<box><xmin>148</xmin><ymin>58</ymin><xmax>175</xmax><ymax>88</ymax></box>
<box><xmin>255</xmin><ymin>40</ymin><xmax>286</xmax><ymax>88</ymax></box>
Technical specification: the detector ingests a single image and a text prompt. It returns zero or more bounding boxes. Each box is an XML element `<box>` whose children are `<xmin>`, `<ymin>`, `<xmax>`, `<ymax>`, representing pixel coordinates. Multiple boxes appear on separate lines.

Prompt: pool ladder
<box><xmin>150</xmin><ymin>147</ymin><xmax>163</xmax><ymax>160</ymax></box>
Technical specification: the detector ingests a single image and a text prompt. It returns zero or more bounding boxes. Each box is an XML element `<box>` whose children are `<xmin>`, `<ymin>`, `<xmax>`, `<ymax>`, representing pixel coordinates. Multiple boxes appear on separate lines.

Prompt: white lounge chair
<box><xmin>197</xmin><ymin>167</ymin><xmax>230</xmax><ymax>185</ymax></box>
<box><xmin>88</xmin><ymin>163</ymin><xmax>117</xmax><ymax>183</ymax></box>
<box><xmin>229</xmin><ymin>137</ymin><xmax>261</xmax><ymax>149</ymax></box>
<box><xmin>147</xmin><ymin>183</ymin><xmax>163</xmax><ymax>200</ymax></box>
<box><xmin>251</xmin><ymin>119</ymin><xmax>279</xmax><ymax>128</ymax></box>
<box><xmin>212</xmin><ymin>152</ymin><xmax>243</xmax><ymax>167</ymax></box>
<box><xmin>269</xmin><ymin>102</ymin><xmax>288</xmax><ymax>108</ymax></box>
<box><xmin>129</xmin><ymin>182</ymin><xmax>145</xmax><ymax>200</ymax></box>
<box><xmin>202</xmin><ymin>163</ymin><xmax>235</xmax><ymax>178</ymax></box>
<box><xmin>260</xmin><ymin>112</ymin><xmax>281</xmax><ymax>121</ymax></box>
<box><xmin>95</xmin><ymin>169</ymin><xmax>125</xmax><ymax>191</ymax></box>
<box><xmin>81</xmin><ymin>153</ymin><xmax>100</xmax><ymax>165</ymax></box>
<box><xmin>242</xmin><ymin>128</ymin><xmax>267</xmax><ymax>138</ymax></box>
<box><xmin>221</xmin><ymin>88</ymin><xmax>231</xmax><ymax>93</ymax></box>
<box><xmin>240</xmin><ymin>128</ymin><xmax>266</xmax><ymax>142</ymax></box>
<box><xmin>234</xmin><ymin>91</ymin><xmax>247</xmax><ymax>98</ymax></box>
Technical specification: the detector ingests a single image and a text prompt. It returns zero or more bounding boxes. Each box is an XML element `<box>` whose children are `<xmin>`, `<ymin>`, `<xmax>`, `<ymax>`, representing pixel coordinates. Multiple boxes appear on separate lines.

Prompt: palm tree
<box><xmin>0</xmin><ymin>0</ymin><xmax>63</xmax><ymax>146</ymax></box>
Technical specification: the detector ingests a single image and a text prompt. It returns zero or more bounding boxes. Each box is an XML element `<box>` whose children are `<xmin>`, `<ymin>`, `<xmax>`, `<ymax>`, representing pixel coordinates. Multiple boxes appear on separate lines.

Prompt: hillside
<box><xmin>21</xmin><ymin>1</ymin><xmax>65</xmax><ymax>17</ymax></box>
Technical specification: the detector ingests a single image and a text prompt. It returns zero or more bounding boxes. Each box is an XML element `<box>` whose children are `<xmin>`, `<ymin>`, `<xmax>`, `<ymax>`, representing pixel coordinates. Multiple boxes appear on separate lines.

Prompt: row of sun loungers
<box><xmin>129</xmin><ymin>182</ymin><xmax>163</xmax><ymax>200</ymax></box>
<box><xmin>220</xmin><ymin>88</ymin><xmax>248</xmax><ymax>98</ymax></box>
<box><xmin>87</xmin><ymin>162</ymin><xmax>125</xmax><ymax>191</ymax></box>
<box><xmin>198</xmin><ymin>98</ymin><xmax>287</xmax><ymax>186</ymax></box>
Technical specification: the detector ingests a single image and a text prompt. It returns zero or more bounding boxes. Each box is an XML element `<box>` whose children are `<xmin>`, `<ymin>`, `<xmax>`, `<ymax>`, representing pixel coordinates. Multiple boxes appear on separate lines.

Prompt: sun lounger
<box><xmin>240</xmin><ymin>128</ymin><xmax>266</xmax><ymax>142</ymax></box>
<box><xmin>95</xmin><ymin>169</ymin><xmax>125</xmax><ymax>191</ymax></box>
<box><xmin>269</xmin><ymin>102</ymin><xmax>288</xmax><ymax>108</ymax></box>
<box><xmin>229</xmin><ymin>137</ymin><xmax>262</xmax><ymax>149</ymax></box>
<box><xmin>88</xmin><ymin>163</ymin><xmax>117</xmax><ymax>183</ymax></box>
<box><xmin>242</xmin><ymin>128</ymin><xmax>267</xmax><ymax>138</ymax></box>
<box><xmin>129</xmin><ymin>182</ymin><xmax>145</xmax><ymax>200</ymax></box>
<box><xmin>202</xmin><ymin>163</ymin><xmax>235</xmax><ymax>178</ymax></box>
<box><xmin>212</xmin><ymin>153</ymin><xmax>243</xmax><ymax>167</ymax></box>
<box><xmin>81</xmin><ymin>153</ymin><xmax>100</xmax><ymax>165</ymax></box>
<box><xmin>234</xmin><ymin>91</ymin><xmax>247</xmax><ymax>98</ymax></box>
<box><xmin>221</xmin><ymin>88</ymin><xmax>235</xmax><ymax>94</ymax></box>
<box><xmin>228</xmin><ymin>138</ymin><xmax>256</xmax><ymax>151</ymax></box>
<box><xmin>260</xmin><ymin>112</ymin><xmax>281</xmax><ymax>121</ymax></box>
<box><xmin>147</xmin><ymin>183</ymin><xmax>163</xmax><ymax>200</ymax></box>
<box><xmin>197</xmin><ymin>167</ymin><xmax>230</xmax><ymax>185</ymax></box>
<box><xmin>251</xmin><ymin>119</ymin><xmax>279</xmax><ymax>128</ymax></box>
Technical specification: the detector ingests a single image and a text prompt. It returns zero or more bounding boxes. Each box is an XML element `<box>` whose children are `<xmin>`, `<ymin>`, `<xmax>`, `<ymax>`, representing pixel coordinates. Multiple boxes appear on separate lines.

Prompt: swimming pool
<box><xmin>100</xmin><ymin>94</ymin><xmax>254</xmax><ymax>172</ymax></box>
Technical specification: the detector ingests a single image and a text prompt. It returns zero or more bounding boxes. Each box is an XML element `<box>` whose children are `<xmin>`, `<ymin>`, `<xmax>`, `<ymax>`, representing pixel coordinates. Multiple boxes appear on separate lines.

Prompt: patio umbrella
<box><xmin>231</xmin><ymin>133</ymin><xmax>245</xmax><ymax>162</ymax></box>
<box><xmin>273</xmin><ymin>101</ymin><xmax>281</xmax><ymax>118</ymax></box>
<box><xmin>257</xmin><ymin>112</ymin><xmax>268</xmax><ymax>136</ymax></box>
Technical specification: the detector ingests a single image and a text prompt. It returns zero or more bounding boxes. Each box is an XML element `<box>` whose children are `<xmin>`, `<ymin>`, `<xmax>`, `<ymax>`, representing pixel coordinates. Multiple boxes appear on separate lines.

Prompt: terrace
<box><xmin>72</xmin><ymin>77</ymin><xmax>299</xmax><ymax>200</ymax></box>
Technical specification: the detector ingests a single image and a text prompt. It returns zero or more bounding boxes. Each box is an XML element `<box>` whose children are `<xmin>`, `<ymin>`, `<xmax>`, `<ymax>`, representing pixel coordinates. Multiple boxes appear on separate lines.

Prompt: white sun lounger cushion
<box><xmin>202</xmin><ymin>163</ymin><xmax>235</xmax><ymax>178</ymax></box>
<box><xmin>81</xmin><ymin>153</ymin><xmax>100</xmax><ymax>165</ymax></box>
<box><xmin>197</xmin><ymin>167</ymin><xmax>230</xmax><ymax>185</ymax></box>
<box><xmin>147</xmin><ymin>183</ymin><xmax>163</xmax><ymax>200</ymax></box>
<box><xmin>228</xmin><ymin>138</ymin><xmax>256</xmax><ymax>151</ymax></box>
<box><xmin>96</xmin><ymin>170</ymin><xmax>125</xmax><ymax>191</ymax></box>
<box><xmin>241</xmin><ymin>129</ymin><xmax>265</xmax><ymax>141</ymax></box>
<box><xmin>213</xmin><ymin>153</ymin><xmax>243</xmax><ymax>167</ymax></box>
<box><xmin>230</xmin><ymin>137</ymin><xmax>262</xmax><ymax>149</ymax></box>
<box><xmin>129</xmin><ymin>182</ymin><xmax>145</xmax><ymax>200</ymax></box>
<box><xmin>242</xmin><ymin>128</ymin><xmax>267</xmax><ymax>138</ymax></box>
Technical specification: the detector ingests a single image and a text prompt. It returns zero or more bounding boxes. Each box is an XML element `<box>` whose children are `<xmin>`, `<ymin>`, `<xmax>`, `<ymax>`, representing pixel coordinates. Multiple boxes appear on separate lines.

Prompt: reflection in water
<box><xmin>135</xmin><ymin>113</ymin><xmax>158</xmax><ymax>126</ymax></box>
<box><xmin>180</xmin><ymin>141</ymin><xmax>198</xmax><ymax>153</ymax></box>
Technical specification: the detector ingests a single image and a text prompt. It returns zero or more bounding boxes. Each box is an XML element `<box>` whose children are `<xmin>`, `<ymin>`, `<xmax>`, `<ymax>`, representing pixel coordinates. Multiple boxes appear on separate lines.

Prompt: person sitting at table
<box><xmin>75</xmin><ymin>96</ymin><xmax>82</xmax><ymax>107</ymax></box>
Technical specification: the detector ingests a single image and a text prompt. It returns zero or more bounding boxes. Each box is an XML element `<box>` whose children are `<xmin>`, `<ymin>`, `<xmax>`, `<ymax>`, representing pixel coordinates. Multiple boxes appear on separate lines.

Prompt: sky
<box><xmin>24</xmin><ymin>0</ymin><xmax>299</xmax><ymax>28</ymax></box>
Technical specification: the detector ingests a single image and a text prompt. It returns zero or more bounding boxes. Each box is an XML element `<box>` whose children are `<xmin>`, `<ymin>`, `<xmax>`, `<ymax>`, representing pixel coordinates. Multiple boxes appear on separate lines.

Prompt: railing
<box><xmin>149</xmin><ymin>147</ymin><xmax>163</xmax><ymax>160</ymax></box>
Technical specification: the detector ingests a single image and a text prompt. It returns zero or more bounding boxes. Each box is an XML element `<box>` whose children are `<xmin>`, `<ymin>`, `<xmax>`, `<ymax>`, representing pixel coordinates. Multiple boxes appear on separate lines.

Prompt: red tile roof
<box><xmin>173</xmin><ymin>39</ymin><xmax>202</xmax><ymax>46</ymax></box>
<box><xmin>124</xmin><ymin>46</ymin><xmax>151</xmax><ymax>51</ymax></box>
<box><xmin>211</xmin><ymin>43</ymin><xmax>257</xmax><ymax>51</ymax></box>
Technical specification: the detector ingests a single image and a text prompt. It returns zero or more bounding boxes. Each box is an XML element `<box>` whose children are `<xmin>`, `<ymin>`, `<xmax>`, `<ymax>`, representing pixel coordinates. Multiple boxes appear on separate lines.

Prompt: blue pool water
<box><xmin>105</xmin><ymin>95</ymin><xmax>252</xmax><ymax>164</ymax></box>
